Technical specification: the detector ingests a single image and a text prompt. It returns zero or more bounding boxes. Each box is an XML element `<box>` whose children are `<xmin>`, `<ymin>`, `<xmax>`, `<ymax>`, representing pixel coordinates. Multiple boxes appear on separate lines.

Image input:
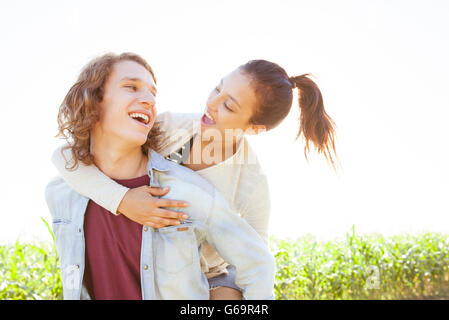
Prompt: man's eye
<box><xmin>215</xmin><ymin>87</ymin><xmax>220</xmax><ymax>93</ymax></box>
<box><xmin>124</xmin><ymin>85</ymin><xmax>137</xmax><ymax>91</ymax></box>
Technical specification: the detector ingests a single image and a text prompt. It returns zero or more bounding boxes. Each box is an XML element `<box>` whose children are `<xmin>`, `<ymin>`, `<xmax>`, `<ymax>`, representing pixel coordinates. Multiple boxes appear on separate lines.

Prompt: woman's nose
<box><xmin>207</xmin><ymin>96</ymin><xmax>219</xmax><ymax>112</ymax></box>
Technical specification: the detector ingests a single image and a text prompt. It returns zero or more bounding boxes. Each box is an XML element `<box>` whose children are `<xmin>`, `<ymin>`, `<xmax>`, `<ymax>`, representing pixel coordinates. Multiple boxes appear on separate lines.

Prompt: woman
<box><xmin>52</xmin><ymin>59</ymin><xmax>337</xmax><ymax>299</ymax></box>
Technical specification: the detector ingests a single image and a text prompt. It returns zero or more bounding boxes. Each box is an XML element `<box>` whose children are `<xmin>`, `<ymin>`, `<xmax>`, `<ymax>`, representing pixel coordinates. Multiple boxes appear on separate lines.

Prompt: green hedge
<box><xmin>271</xmin><ymin>227</ymin><xmax>449</xmax><ymax>299</ymax></box>
<box><xmin>0</xmin><ymin>241</ymin><xmax>62</xmax><ymax>300</ymax></box>
<box><xmin>1</xmin><ymin>226</ymin><xmax>448</xmax><ymax>300</ymax></box>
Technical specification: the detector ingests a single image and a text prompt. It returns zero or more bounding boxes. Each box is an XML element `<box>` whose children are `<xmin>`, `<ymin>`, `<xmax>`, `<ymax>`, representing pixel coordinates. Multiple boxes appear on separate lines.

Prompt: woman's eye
<box><xmin>215</xmin><ymin>87</ymin><xmax>220</xmax><ymax>93</ymax></box>
<box><xmin>224</xmin><ymin>103</ymin><xmax>233</xmax><ymax>112</ymax></box>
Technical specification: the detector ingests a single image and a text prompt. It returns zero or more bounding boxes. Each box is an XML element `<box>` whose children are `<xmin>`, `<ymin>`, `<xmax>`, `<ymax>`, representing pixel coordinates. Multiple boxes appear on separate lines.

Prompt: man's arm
<box><xmin>204</xmin><ymin>189</ymin><xmax>276</xmax><ymax>300</ymax></box>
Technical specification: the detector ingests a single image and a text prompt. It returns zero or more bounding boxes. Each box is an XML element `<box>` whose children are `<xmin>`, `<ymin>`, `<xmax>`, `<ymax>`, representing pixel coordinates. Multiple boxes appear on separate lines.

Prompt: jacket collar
<box><xmin>147</xmin><ymin>149</ymin><xmax>171</xmax><ymax>173</ymax></box>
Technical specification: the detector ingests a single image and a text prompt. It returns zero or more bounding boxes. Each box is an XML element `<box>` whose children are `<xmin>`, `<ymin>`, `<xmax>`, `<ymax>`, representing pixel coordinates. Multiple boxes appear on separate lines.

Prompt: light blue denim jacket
<box><xmin>45</xmin><ymin>149</ymin><xmax>276</xmax><ymax>300</ymax></box>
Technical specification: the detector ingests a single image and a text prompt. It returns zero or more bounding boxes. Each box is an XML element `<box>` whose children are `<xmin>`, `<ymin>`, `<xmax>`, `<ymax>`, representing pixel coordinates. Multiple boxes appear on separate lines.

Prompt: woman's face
<box><xmin>201</xmin><ymin>68</ymin><xmax>265</xmax><ymax>140</ymax></box>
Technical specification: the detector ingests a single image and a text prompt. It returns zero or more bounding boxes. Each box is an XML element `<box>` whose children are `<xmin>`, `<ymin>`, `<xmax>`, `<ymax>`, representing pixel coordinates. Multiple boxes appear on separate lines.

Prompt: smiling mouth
<box><xmin>129</xmin><ymin>112</ymin><xmax>150</xmax><ymax>125</ymax></box>
<box><xmin>202</xmin><ymin>110</ymin><xmax>216</xmax><ymax>125</ymax></box>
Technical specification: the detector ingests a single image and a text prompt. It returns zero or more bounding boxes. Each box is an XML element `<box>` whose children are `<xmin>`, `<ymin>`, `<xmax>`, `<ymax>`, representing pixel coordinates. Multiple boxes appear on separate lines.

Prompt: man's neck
<box><xmin>90</xmin><ymin>137</ymin><xmax>148</xmax><ymax>180</ymax></box>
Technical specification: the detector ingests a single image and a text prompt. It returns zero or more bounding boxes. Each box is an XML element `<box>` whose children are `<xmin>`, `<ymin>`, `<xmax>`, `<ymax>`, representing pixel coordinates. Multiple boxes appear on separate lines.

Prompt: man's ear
<box><xmin>245</xmin><ymin>124</ymin><xmax>266</xmax><ymax>135</ymax></box>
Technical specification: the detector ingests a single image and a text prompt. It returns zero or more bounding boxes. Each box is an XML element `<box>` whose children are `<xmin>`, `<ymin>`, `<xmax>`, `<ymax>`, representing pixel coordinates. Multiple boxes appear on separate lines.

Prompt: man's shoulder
<box><xmin>45</xmin><ymin>176</ymin><xmax>70</xmax><ymax>203</ymax></box>
<box><xmin>149</xmin><ymin>150</ymin><xmax>216</xmax><ymax>198</ymax></box>
<box><xmin>45</xmin><ymin>176</ymin><xmax>88</xmax><ymax>219</ymax></box>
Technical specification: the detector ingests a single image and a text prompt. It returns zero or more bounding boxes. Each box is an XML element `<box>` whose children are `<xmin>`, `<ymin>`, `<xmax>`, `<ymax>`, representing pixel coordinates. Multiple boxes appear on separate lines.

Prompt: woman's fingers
<box><xmin>146</xmin><ymin>186</ymin><xmax>170</xmax><ymax>196</ymax></box>
<box><xmin>117</xmin><ymin>186</ymin><xmax>189</xmax><ymax>227</ymax></box>
<box><xmin>145</xmin><ymin>216</ymin><xmax>182</xmax><ymax>228</ymax></box>
<box><xmin>147</xmin><ymin>187</ymin><xmax>189</xmax><ymax>206</ymax></box>
<box><xmin>145</xmin><ymin>186</ymin><xmax>189</xmax><ymax>208</ymax></box>
<box><xmin>155</xmin><ymin>197</ymin><xmax>189</xmax><ymax>208</ymax></box>
<box><xmin>145</xmin><ymin>207</ymin><xmax>190</xmax><ymax>228</ymax></box>
<box><xmin>146</xmin><ymin>221</ymin><xmax>164</xmax><ymax>229</ymax></box>
<box><xmin>153</xmin><ymin>207</ymin><xmax>189</xmax><ymax>220</ymax></box>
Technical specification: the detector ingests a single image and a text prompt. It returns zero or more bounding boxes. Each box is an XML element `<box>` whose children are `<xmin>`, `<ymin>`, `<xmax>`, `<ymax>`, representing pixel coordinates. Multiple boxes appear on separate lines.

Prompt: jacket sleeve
<box><xmin>240</xmin><ymin>176</ymin><xmax>271</xmax><ymax>246</ymax></box>
<box><xmin>51</xmin><ymin>146</ymin><xmax>129</xmax><ymax>215</ymax></box>
<box><xmin>204</xmin><ymin>189</ymin><xmax>276</xmax><ymax>300</ymax></box>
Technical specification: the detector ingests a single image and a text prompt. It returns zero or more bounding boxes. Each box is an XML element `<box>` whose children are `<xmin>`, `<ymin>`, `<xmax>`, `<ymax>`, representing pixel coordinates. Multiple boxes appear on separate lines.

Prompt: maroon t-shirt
<box><xmin>83</xmin><ymin>174</ymin><xmax>150</xmax><ymax>300</ymax></box>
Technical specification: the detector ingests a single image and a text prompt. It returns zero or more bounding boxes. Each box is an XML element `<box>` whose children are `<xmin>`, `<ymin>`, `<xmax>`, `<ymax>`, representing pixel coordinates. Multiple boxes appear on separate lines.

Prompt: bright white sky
<box><xmin>0</xmin><ymin>0</ymin><xmax>448</xmax><ymax>243</ymax></box>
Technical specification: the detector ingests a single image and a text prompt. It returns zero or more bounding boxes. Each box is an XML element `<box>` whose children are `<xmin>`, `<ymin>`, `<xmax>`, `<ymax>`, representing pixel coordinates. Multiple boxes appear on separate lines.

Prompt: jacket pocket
<box><xmin>51</xmin><ymin>218</ymin><xmax>73</xmax><ymax>268</ymax></box>
<box><xmin>155</xmin><ymin>222</ymin><xmax>196</xmax><ymax>274</ymax></box>
<box><xmin>52</xmin><ymin>218</ymin><xmax>72</xmax><ymax>240</ymax></box>
<box><xmin>53</xmin><ymin>218</ymin><xmax>71</xmax><ymax>225</ymax></box>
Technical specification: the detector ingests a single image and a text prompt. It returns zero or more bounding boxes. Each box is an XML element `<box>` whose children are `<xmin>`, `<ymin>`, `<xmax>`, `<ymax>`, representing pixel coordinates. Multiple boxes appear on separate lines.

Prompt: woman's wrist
<box><xmin>114</xmin><ymin>187</ymin><xmax>131</xmax><ymax>215</ymax></box>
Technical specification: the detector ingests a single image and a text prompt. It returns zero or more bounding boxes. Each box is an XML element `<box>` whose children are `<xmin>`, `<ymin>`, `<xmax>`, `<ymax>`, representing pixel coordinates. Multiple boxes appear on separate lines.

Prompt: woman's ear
<box><xmin>245</xmin><ymin>124</ymin><xmax>266</xmax><ymax>135</ymax></box>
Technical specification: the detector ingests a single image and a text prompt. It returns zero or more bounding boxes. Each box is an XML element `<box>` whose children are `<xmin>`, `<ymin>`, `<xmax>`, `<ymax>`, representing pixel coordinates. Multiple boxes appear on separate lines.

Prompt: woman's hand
<box><xmin>117</xmin><ymin>185</ymin><xmax>189</xmax><ymax>228</ymax></box>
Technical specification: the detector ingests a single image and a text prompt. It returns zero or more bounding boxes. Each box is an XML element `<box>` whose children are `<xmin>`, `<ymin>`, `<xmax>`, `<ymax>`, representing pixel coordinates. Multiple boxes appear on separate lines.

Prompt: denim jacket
<box><xmin>45</xmin><ymin>149</ymin><xmax>276</xmax><ymax>300</ymax></box>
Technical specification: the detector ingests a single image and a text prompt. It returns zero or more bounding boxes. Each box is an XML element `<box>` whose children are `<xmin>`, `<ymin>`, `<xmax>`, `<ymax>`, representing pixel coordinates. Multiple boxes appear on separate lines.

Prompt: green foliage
<box><xmin>271</xmin><ymin>227</ymin><xmax>449</xmax><ymax>299</ymax></box>
<box><xmin>0</xmin><ymin>217</ymin><xmax>62</xmax><ymax>300</ymax></box>
<box><xmin>1</xmin><ymin>224</ymin><xmax>448</xmax><ymax>300</ymax></box>
<box><xmin>0</xmin><ymin>240</ymin><xmax>62</xmax><ymax>300</ymax></box>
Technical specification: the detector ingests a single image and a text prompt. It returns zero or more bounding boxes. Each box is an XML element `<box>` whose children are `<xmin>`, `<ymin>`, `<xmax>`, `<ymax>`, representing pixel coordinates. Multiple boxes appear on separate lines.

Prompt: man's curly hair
<box><xmin>56</xmin><ymin>52</ymin><xmax>163</xmax><ymax>170</ymax></box>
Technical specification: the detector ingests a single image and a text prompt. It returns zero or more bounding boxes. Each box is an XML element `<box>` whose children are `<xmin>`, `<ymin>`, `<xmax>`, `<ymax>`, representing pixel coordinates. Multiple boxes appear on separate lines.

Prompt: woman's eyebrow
<box><xmin>221</xmin><ymin>79</ymin><xmax>241</xmax><ymax>110</ymax></box>
<box><xmin>120</xmin><ymin>77</ymin><xmax>157</xmax><ymax>94</ymax></box>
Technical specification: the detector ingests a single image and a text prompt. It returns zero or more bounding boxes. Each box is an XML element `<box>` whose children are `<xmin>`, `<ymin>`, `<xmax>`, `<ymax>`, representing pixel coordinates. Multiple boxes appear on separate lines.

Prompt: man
<box><xmin>45</xmin><ymin>52</ymin><xmax>275</xmax><ymax>299</ymax></box>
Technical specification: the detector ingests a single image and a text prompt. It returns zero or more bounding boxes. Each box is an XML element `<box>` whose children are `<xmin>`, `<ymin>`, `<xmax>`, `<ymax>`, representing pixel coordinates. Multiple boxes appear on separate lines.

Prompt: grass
<box><xmin>1</xmin><ymin>223</ymin><xmax>448</xmax><ymax>300</ymax></box>
<box><xmin>271</xmin><ymin>226</ymin><xmax>449</xmax><ymax>299</ymax></box>
<box><xmin>0</xmin><ymin>218</ymin><xmax>62</xmax><ymax>300</ymax></box>
<box><xmin>0</xmin><ymin>240</ymin><xmax>62</xmax><ymax>300</ymax></box>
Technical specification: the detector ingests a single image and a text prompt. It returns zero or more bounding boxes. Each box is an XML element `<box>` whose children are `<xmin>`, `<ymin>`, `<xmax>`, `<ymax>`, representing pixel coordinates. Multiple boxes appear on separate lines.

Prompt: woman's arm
<box><xmin>240</xmin><ymin>176</ymin><xmax>271</xmax><ymax>245</ymax></box>
<box><xmin>51</xmin><ymin>146</ymin><xmax>128</xmax><ymax>214</ymax></box>
<box><xmin>51</xmin><ymin>146</ymin><xmax>189</xmax><ymax>227</ymax></box>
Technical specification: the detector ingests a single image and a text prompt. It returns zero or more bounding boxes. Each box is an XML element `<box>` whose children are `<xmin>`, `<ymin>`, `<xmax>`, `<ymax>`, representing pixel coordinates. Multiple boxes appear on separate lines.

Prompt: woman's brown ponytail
<box><xmin>290</xmin><ymin>74</ymin><xmax>337</xmax><ymax>169</ymax></box>
<box><xmin>241</xmin><ymin>60</ymin><xmax>338</xmax><ymax>170</ymax></box>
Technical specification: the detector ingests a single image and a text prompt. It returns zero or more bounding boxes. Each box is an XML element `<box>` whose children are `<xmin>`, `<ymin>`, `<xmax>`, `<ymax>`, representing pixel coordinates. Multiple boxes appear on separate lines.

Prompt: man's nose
<box><xmin>137</xmin><ymin>91</ymin><xmax>156</xmax><ymax>109</ymax></box>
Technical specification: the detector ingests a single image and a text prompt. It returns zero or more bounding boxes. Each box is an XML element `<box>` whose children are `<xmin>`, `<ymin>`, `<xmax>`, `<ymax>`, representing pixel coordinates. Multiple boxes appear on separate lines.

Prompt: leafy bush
<box><xmin>271</xmin><ymin>226</ymin><xmax>449</xmax><ymax>299</ymax></box>
<box><xmin>0</xmin><ymin>240</ymin><xmax>62</xmax><ymax>300</ymax></box>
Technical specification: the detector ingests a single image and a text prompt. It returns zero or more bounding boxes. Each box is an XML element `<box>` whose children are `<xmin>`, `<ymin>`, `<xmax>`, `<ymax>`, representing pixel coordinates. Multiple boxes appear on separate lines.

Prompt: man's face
<box><xmin>95</xmin><ymin>60</ymin><xmax>157</xmax><ymax>147</ymax></box>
